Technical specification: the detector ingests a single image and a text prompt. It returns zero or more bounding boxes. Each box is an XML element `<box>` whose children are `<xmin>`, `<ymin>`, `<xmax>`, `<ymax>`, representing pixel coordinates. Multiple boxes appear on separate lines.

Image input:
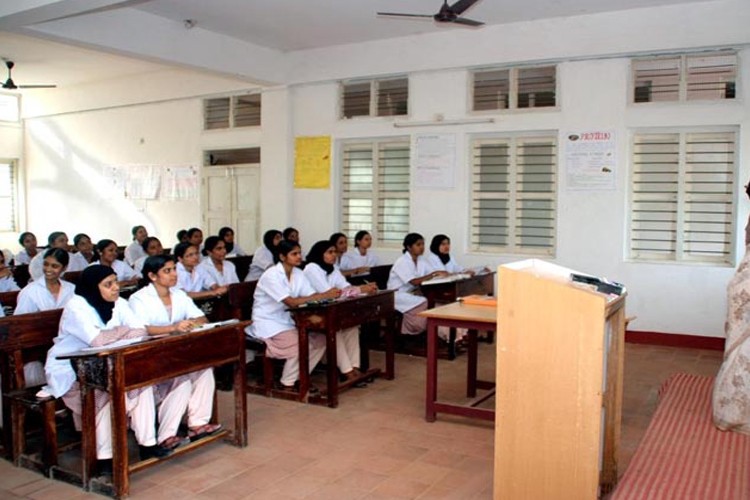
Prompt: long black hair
<box><xmin>274</xmin><ymin>239</ymin><xmax>301</xmax><ymax>264</ymax></box>
<box><xmin>306</xmin><ymin>240</ymin><xmax>335</xmax><ymax>275</ymax></box>
<box><xmin>429</xmin><ymin>234</ymin><xmax>451</xmax><ymax>265</ymax></box>
<box><xmin>44</xmin><ymin>247</ymin><xmax>69</xmax><ymax>268</ymax></box>
<box><xmin>138</xmin><ymin>254</ymin><xmax>175</xmax><ymax>289</ymax></box>
<box><xmin>218</xmin><ymin>226</ymin><xmax>234</xmax><ymax>254</ymax></box>
<box><xmin>402</xmin><ymin>233</ymin><xmax>423</xmax><ymax>254</ymax></box>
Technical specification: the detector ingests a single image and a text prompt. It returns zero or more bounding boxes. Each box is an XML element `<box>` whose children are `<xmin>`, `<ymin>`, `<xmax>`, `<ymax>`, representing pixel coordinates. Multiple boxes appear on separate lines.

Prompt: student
<box><xmin>176</xmin><ymin>229</ymin><xmax>188</xmax><ymax>247</ymax></box>
<box><xmin>0</xmin><ymin>251</ymin><xmax>20</xmax><ymax>292</ymax></box>
<box><xmin>124</xmin><ymin>225</ymin><xmax>148</xmax><ymax>266</ymax></box>
<box><xmin>199</xmin><ymin>236</ymin><xmax>239</xmax><ymax>286</ymax></box>
<box><xmin>68</xmin><ymin>233</ymin><xmax>97</xmax><ymax>272</ymax></box>
<box><xmin>425</xmin><ymin>234</ymin><xmax>473</xmax><ymax>274</ymax></box>
<box><xmin>29</xmin><ymin>232</ymin><xmax>72</xmax><ymax>282</ymax></box>
<box><xmin>340</xmin><ymin>230</ymin><xmax>380</xmax><ymax>277</ymax></box>
<box><xmin>218</xmin><ymin>226</ymin><xmax>247</xmax><ymax>257</ymax></box>
<box><xmin>93</xmin><ymin>239</ymin><xmax>139</xmax><ymax>287</ymax></box>
<box><xmin>245</xmin><ymin>229</ymin><xmax>282</xmax><ymax>282</ymax></box>
<box><xmin>283</xmin><ymin>227</ymin><xmax>299</xmax><ymax>244</ymax></box>
<box><xmin>128</xmin><ymin>255</ymin><xmax>221</xmax><ymax>447</ymax></box>
<box><xmin>173</xmin><ymin>242</ymin><xmax>227</xmax><ymax>299</ymax></box>
<box><xmin>186</xmin><ymin>227</ymin><xmax>204</xmax><ymax>250</ymax></box>
<box><xmin>43</xmin><ymin>266</ymin><xmax>168</xmax><ymax>473</ymax></box>
<box><xmin>247</xmin><ymin>240</ymin><xmax>340</xmax><ymax>392</ymax></box>
<box><xmin>15</xmin><ymin>232</ymin><xmax>40</xmax><ymax>265</ymax></box>
<box><xmin>15</xmin><ymin>248</ymin><xmax>75</xmax><ymax>314</ymax></box>
<box><xmin>329</xmin><ymin>232</ymin><xmax>348</xmax><ymax>268</ymax></box>
<box><xmin>304</xmin><ymin>240</ymin><xmax>378</xmax><ymax>384</ymax></box>
<box><xmin>133</xmin><ymin>237</ymin><xmax>164</xmax><ymax>276</ymax></box>
<box><xmin>387</xmin><ymin>233</ymin><xmax>449</xmax><ymax>335</ymax></box>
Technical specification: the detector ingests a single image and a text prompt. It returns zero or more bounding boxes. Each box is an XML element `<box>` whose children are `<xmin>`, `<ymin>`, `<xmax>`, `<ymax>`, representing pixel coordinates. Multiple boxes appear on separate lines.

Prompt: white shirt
<box><xmin>199</xmin><ymin>258</ymin><xmax>239</xmax><ymax>286</ymax></box>
<box><xmin>133</xmin><ymin>255</ymin><xmax>148</xmax><ymax>277</ymax></box>
<box><xmin>0</xmin><ymin>275</ymin><xmax>20</xmax><ymax>292</ymax></box>
<box><xmin>128</xmin><ymin>284</ymin><xmax>203</xmax><ymax>326</ymax></box>
<box><xmin>15</xmin><ymin>248</ymin><xmax>41</xmax><ymax>265</ymax></box>
<box><xmin>66</xmin><ymin>252</ymin><xmax>90</xmax><ymax>273</ymax></box>
<box><xmin>15</xmin><ymin>279</ymin><xmax>75</xmax><ymax>315</ymax></box>
<box><xmin>91</xmin><ymin>260</ymin><xmax>139</xmax><ymax>282</ymax></box>
<box><xmin>124</xmin><ymin>241</ymin><xmax>146</xmax><ymax>266</ymax></box>
<box><xmin>425</xmin><ymin>253</ymin><xmax>462</xmax><ymax>274</ymax></box>
<box><xmin>387</xmin><ymin>253</ymin><xmax>430</xmax><ymax>313</ymax></box>
<box><xmin>226</xmin><ymin>243</ymin><xmax>248</xmax><ymax>258</ymax></box>
<box><xmin>340</xmin><ymin>248</ymin><xmax>379</xmax><ymax>273</ymax></box>
<box><xmin>303</xmin><ymin>262</ymin><xmax>349</xmax><ymax>292</ymax></box>
<box><xmin>44</xmin><ymin>296</ymin><xmax>143</xmax><ymax>398</ymax></box>
<box><xmin>176</xmin><ymin>262</ymin><xmax>216</xmax><ymax>293</ymax></box>
<box><xmin>245</xmin><ymin>246</ymin><xmax>274</xmax><ymax>282</ymax></box>
<box><xmin>248</xmin><ymin>263</ymin><xmax>314</xmax><ymax>340</ymax></box>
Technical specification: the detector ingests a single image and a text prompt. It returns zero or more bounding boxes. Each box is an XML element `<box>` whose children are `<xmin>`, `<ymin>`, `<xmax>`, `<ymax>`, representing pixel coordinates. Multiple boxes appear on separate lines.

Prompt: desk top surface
<box><xmin>418</xmin><ymin>301</ymin><xmax>497</xmax><ymax>323</ymax></box>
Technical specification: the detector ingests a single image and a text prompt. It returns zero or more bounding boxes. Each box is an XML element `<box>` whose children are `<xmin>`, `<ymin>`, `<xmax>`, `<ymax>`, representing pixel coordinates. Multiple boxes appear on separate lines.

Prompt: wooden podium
<box><xmin>494</xmin><ymin>259</ymin><xmax>626</xmax><ymax>499</ymax></box>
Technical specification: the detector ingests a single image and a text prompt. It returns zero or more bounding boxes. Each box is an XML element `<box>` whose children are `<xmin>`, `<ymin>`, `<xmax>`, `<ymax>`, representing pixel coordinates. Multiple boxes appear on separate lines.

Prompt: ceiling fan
<box><xmin>2</xmin><ymin>60</ymin><xmax>57</xmax><ymax>90</ymax></box>
<box><xmin>378</xmin><ymin>0</ymin><xmax>484</xmax><ymax>27</ymax></box>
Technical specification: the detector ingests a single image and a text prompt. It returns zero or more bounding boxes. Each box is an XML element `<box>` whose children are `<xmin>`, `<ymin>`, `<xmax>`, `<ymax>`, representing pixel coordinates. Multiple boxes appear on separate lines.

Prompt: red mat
<box><xmin>612</xmin><ymin>373</ymin><xmax>750</xmax><ymax>500</ymax></box>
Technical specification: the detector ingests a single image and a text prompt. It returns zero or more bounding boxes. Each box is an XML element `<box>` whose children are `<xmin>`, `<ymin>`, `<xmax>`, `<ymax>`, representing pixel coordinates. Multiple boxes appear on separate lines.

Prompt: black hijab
<box><xmin>306</xmin><ymin>240</ymin><xmax>335</xmax><ymax>275</ymax></box>
<box><xmin>430</xmin><ymin>234</ymin><xmax>451</xmax><ymax>265</ymax></box>
<box><xmin>75</xmin><ymin>265</ymin><xmax>117</xmax><ymax>324</ymax></box>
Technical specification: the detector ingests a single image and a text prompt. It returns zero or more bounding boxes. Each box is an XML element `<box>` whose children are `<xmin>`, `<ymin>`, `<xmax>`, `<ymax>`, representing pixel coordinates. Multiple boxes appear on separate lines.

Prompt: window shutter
<box><xmin>377</xmin><ymin>142</ymin><xmax>410</xmax><ymax>244</ymax></box>
<box><xmin>204</xmin><ymin>97</ymin><xmax>230</xmax><ymax>129</ymax></box>
<box><xmin>376</xmin><ymin>78</ymin><xmax>408</xmax><ymax>117</ymax></box>
<box><xmin>0</xmin><ymin>162</ymin><xmax>16</xmax><ymax>232</ymax></box>
<box><xmin>686</xmin><ymin>53</ymin><xmax>737</xmax><ymax>101</ymax></box>
<box><xmin>233</xmin><ymin>94</ymin><xmax>261</xmax><ymax>127</ymax></box>
<box><xmin>517</xmin><ymin>67</ymin><xmax>556</xmax><ymax>108</ymax></box>
<box><xmin>472</xmin><ymin>69</ymin><xmax>510</xmax><ymax>111</ymax></box>
<box><xmin>341</xmin><ymin>82</ymin><xmax>371</xmax><ymax>118</ymax></box>
<box><xmin>515</xmin><ymin>138</ymin><xmax>557</xmax><ymax>250</ymax></box>
<box><xmin>342</xmin><ymin>144</ymin><xmax>375</xmax><ymax>236</ymax></box>
<box><xmin>472</xmin><ymin>140</ymin><xmax>511</xmax><ymax>248</ymax></box>
<box><xmin>632</xmin><ymin>58</ymin><xmax>680</xmax><ymax>103</ymax></box>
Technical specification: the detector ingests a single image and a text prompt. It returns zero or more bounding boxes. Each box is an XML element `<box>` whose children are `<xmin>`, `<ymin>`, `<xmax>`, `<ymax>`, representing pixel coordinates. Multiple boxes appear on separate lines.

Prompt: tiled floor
<box><xmin>0</xmin><ymin>342</ymin><xmax>724</xmax><ymax>499</ymax></box>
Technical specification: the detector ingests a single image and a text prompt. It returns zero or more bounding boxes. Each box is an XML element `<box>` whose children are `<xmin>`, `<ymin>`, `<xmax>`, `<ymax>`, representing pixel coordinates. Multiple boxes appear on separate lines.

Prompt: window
<box><xmin>340</xmin><ymin>77</ymin><xmax>408</xmax><ymax>119</ymax></box>
<box><xmin>472</xmin><ymin>66</ymin><xmax>556</xmax><ymax>112</ymax></box>
<box><xmin>0</xmin><ymin>160</ymin><xmax>17</xmax><ymax>232</ymax></box>
<box><xmin>470</xmin><ymin>135</ymin><xmax>557</xmax><ymax>255</ymax></box>
<box><xmin>632</xmin><ymin>52</ymin><xmax>737</xmax><ymax>103</ymax></box>
<box><xmin>204</xmin><ymin>147</ymin><xmax>260</xmax><ymax>166</ymax></box>
<box><xmin>341</xmin><ymin>139</ymin><xmax>410</xmax><ymax>246</ymax></box>
<box><xmin>629</xmin><ymin>130</ymin><xmax>737</xmax><ymax>263</ymax></box>
<box><xmin>203</xmin><ymin>94</ymin><xmax>261</xmax><ymax>130</ymax></box>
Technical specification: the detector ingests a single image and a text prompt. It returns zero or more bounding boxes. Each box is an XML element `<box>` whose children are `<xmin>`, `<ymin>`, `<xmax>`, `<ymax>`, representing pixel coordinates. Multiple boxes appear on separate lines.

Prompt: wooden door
<box><xmin>202</xmin><ymin>164</ymin><xmax>260</xmax><ymax>252</ymax></box>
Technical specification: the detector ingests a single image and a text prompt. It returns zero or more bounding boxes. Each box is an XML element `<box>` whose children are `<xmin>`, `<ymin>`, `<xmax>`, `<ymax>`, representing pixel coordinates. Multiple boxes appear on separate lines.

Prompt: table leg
<box><xmin>297</xmin><ymin>326</ymin><xmax>309</xmax><ymax>402</ymax></box>
<box><xmin>79</xmin><ymin>372</ymin><xmax>97</xmax><ymax>489</ymax></box>
<box><xmin>385</xmin><ymin>315</ymin><xmax>395</xmax><ymax>380</ymax></box>
<box><xmin>326</xmin><ymin>328</ymin><xmax>338</xmax><ymax>408</ymax></box>
<box><xmin>111</xmin><ymin>357</ymin><xmax>129</xmax><ymax>499</ymax></box>
<box><xmin>467</xmin><ymin>329</ymin><xmax>478</xmax><ymax>397</ymax></box>
<box><xmin>234</xmin><ymin>331</ymin><xmax>248</xmax><ymax>447</ymax></box>
<box><xmin>425</xmin><ymin>319</ymin><xmax>438</xmax><ymax>422</ymax></box>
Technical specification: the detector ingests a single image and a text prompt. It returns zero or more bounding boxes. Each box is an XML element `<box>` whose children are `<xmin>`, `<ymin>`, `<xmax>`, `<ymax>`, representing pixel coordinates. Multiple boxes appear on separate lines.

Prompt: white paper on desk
<box><xmin>421</xmin><ymin>274</ymin><xmax>470</xmax><ymax>286</ymax></box>
<box><xmin>78</xmin><ymin>336</ymin><xmax>147</xmax><ymax>353</ymax></box>
<box><xmin>191</xmin><ymin>318</ymin><xmax>240</xmax><ymax>332</ymax></box>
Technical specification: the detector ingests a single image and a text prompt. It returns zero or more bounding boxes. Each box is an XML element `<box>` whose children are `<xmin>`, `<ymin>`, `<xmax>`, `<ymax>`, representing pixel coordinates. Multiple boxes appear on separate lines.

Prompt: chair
<box><xmin>61</xmin><ymin>271</ymin><xmax>82</xmax><ymax>286</ymax></box>
<box><xmin>0</xmin><ymin>309</ymin><xmax>64</xmax><ymax>474</ymax></box>
<box><xmin>12</xmin><ymin>265</ymin><xmax>30</xmax><ymax>289</ymax></box>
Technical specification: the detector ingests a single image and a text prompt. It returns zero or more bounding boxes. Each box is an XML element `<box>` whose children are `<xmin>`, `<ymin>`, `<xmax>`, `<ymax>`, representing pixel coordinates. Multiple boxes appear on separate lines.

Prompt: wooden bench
<box><xmin>0</xmin><ymin>309</ymin><xmax>65</xmax><ymax>474</ymax></box>
<box><xmin>12</xmin><ymin>265</ymin><xmax>30</xmax><ymax>289</ymax></box>
<box><xmin>227</xmin><ymin>255</ymin><xmax>253</xmax><ymax>282</ymax></box>
<box><xmin>0</xmin><ymin>290</ymin><xmax>20</xmax><ymax>316</ymax></box>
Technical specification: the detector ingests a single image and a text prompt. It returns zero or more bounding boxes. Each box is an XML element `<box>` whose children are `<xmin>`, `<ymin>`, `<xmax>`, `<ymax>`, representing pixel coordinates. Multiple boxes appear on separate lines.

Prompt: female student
<box><xmin>93</xmin><ymin>239</ymin><xmax>139</xmax><ymax>287</ymax></box>
<box><xmin>425</xmin><ymin>234</ymin><xmax>472</xmax><ymax>274</ymax></box>
<box><xmin>199</xmin><ymin>236</ymin><xmax>239</xmax><ymax>286</ymax></box>
<box><xmin>387</xmin><ymin>233</ymin><xmax>449</xmax><ymax>335</ymax></box>
<box><xmin>246</xmin><ymin>229</ymin><xmax>282</xmax><ymax>282</ymax></box>
<box><xmin>219</xmin><ymin>226</ymin><xmax>247</xmax><ymax>257</ymax></box>
<box><xmin>186</xmin><ymin>227</ymin><xmax>204</xmax><ymax>250</ymax></box>
<box><xmin>15</xmin><ymin>232</ymin><xmax>40</xmax><ymax>265</ymax></box>
<box><xmin>67</xmin><ymin>233</ymin><xmax>97</xmax><ymax>272</ymax></box>
<box><xmin>340</xmin><ymin>230</ymin><xmax>380</xmax><ymax>277</ymax></box>
<box><xmin>0</xmin><ymin>251</ymin><xmax>20</xmax><ymax>292</ymax></box>
<box><xmin>304</xmin><ymin>240</ymin><xmax>378</xmax><ymax>384</ymax></box>
<box><xmin>133</xmin><ymin>237</ymin><xmax>164</xmax><ymax>276</ymax></box>
<box><xmin>15</xmin><ymin>248</ymin><xmax>75</xmax><ymax>314</ymax></box>
<box><xmin>128</xmin><ymin>255</ymin><xmax>221</xmax><ymax>446</ymax></box>
<box><xmin>29</xmin><ymin>231</ymin><xmax>72</xmax><ymax>282</ymax></box>
<box><xmin>173</xmin><ymin>242</ymin><xmax>227</xmax><ymax>299</ymax></box>
<box><xmin>283</xmin><ymin>227</ymin><xmax>299</xmax><ymax>244</ymax></box>
<box><xmin>43</xmin><ymin>266</ymin><xmax>168</xmax><ymax>472</ymax></box>
<box><xmin>247</xmin><ymin>240</ymin><xmax>340</xmax><ymax>391</ymax></box>
<box><xmin>329</xmin><ymin>232</ymin><xmax>348</xmax><ymax>267</ymax></box>
<box><xmin>124</xmin><ymin>225</ymin><xmax>148</xmax><ymax>266</ymax></box>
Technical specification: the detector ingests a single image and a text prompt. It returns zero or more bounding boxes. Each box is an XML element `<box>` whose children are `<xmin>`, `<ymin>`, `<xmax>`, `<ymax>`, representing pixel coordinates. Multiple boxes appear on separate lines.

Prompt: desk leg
<box><xmin>425</xmin><ymin>319</ymin><xmax>438</xmax><ymax>422</ymax></box>
<box><xmin>385</xmin><ymin>315</ymin><xmax>395</xmax><ymax>380</ymax></box>
<box><xmin>79</xmin><ymin>371</ymin><xmax>97</xmax><ymax>489</ymax></box>
<box><xmin>326</xmin><ymin>329</ymin><xmax>338</xmax><ymax>408</ymax></box>
<box><xmin>467</xmin><ymin>329</ymin><xmax>478</xmax><ymax>397</ymax></box>
<box><xmin>234</xmin><ymin>332</ymin><xmax>248</xmax><ymax>447</ymax></box>
<box><xmin>111</xmin><ymin>357</ymin><xmax>129</xmax><ymax>499</ymax></box>
<box><xmin>297</xmin><ymin>327</ymin><xmax>309</xmax><ymax>402</ymax></box>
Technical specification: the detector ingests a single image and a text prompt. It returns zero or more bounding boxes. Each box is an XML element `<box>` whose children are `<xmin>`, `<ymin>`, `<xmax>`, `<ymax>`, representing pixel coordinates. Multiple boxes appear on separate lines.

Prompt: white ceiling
<box><xmin>0</xmin><ymin>0</ymin><xmax>719</xmax><ymax>89</ymax></box>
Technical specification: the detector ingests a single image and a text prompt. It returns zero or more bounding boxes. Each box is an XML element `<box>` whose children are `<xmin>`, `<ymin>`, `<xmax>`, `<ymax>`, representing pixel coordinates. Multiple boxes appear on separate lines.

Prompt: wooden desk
<box><xmin>419</xmin><ymin>302</ymin><xmax>496</xmax><ymax>422</ymax></box>
<box><xmin>60</xmin><ymin>321</ymin><xmax>249</xmax><ymax>498</ymax></box>
<box><xmin>290</xmin><ymin>290</ymin><xmax>395</xmax><ymax>408</ymax></box>
<box><xmin>420</xmin><ymin>272</ymin><xmax>495</xmax><ymax>308</ymax></box>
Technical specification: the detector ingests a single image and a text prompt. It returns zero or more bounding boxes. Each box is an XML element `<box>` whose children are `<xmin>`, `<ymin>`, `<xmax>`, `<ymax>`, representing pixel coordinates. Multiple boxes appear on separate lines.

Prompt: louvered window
<box><xmin>632</xmin><ymin>52</ymin><xmax>737</xmax><ymax>103</ymax></box>
<box><xmin>0</xmin><ymin>161</ymin><xmax>17</xmax><ymax>232</ymax></box>
<box><xmin>341</xmin><ymin>139</ymin><xmax>410</xmax><ymax>246</ymax></box>
<box><xmin>340</xmin><ymin>77</ymin><xmax>408</xmax><ymax>119</ymax></box>
<box><xmin>470</xmin><ymin>136</ymin><xmax>557</xmax><ymax>255</ymax></box>
<box><xmin>629</xmin><ymin>131</ymin><xmax>736</xmax><ymax>263</ymax></box>
<box><xmin>204</xmin><ymin>94</ymin><xmax>261</xmax><ymax>130</ymax></box>
<box><xmin>471</xmin><ymin>66</ymin><xmax>556</xmax><ymax>111</ymax></box>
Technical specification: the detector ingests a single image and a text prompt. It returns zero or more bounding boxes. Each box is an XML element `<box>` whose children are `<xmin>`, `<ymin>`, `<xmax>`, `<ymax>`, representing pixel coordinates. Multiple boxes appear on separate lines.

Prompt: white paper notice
<box><xmin>162</xmin><ymin>165</ymin><xmax>199</xmax><ymax>200</ymax></box>
<box><xmin>564</xmin><ymin>130</ymin><xmax>616</xmax><ymax>190</ymax></box>
<box><xmin>414</xmin><ymin>134</ymin><xmax>456</xmax><ymax>189</ymax></box>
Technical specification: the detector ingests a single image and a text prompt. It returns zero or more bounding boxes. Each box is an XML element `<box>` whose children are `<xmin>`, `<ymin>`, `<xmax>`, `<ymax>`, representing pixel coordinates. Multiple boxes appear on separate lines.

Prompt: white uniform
<box><xmin>387</xmin><ymin>253</ymin><xmax>430</xmax><ymax>313</ymax></box>
<box><xmin>124</xmin><ymin>241</ymin><xmax>146</xmax><ymax>266</ymax></box>
<box><xmin>128</xmin><ymin>285</ymin><xmax>213</xmax><ymax>443</ymax></box>
<box><xmin>303</xmin><ymin>263</ymin><xmax>360</xmax><ymax>374</ymax></box>
<box><xmin>248</xmin><ymin>263</ymin><xmax>326</xmax><ymax>386</ymax></box>
<box><xmin>225</xmin><ymin>243</ymin><xmax>247</xmax><ymax>258</ymax></box>
<box><xmin>90</xmin><ymin>260</ymin><xmax>139</xmax><ymax>282</ymax></box>
<box><xmin>66</xmin><ymin>252</ymin><xmax>90</xmax><ymax>273</ymax></box>
<box><xmin>199</xmin><ymin>258</ymin><xmax>239</xmax><ymax>286</ymax></box>
<box><xmin>15</xmin><ymin>248</ymin><xmax>41</xmax><ymax>265</ymax></box>
<box><xmin>340</xmin><ymin>248</ymin><xmax>379</xmax><ymax>274</ymax></box>
<box><xmin>44</xmin><ymin>296</ymin><xmax>156</xmax><ymax>459</ymax></box>
<box><xmin>15</xmin><ymin>279</ymin><xmax>75</xmax><ymax>315</ymax></box>
<box><xmin>133</xmin><ymin>255</ymin><xmax>147</xmax><ymax>277</ymax></box>
<box><xmin>425</xmin><ymin>253</ymin><xmax>462</xmax><ymax>274</ymax></box>
<box><xmin>0</xmin><ymin>275</ymin><xmax>20</xmax><ymax>292</ymax></box>
<box><xmin>245</xmin><ymin>246</ymin><xmax>274</xmax><ymax>282</ymax></box>
<box><xmin>176</xmin><ymin>262</ymin><xmax>216</xmax><ymax>292</ymax></box>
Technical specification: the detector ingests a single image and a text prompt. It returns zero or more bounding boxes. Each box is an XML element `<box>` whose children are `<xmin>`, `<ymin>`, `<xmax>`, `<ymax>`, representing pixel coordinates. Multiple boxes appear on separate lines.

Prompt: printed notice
<box><xmin>294</xmin><ymin>136</ymin><xmax>331</xmax><ymax>189</ymax></box>
<box><xmin>564</xmin><ymin>130</ymin><xmax>616</xmax><ymax>190</ymax></box>
<box><xmin>414</xmin><ymin>134</ymin><xmax>456</xmax><ymax>189</ymax></box>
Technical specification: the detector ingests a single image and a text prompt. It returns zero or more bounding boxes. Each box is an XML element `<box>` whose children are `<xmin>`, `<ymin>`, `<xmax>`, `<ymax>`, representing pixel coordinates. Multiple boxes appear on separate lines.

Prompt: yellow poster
<box><xmin>294</xmin><ymin>136</ymin><xmax>331</xmax><ymax>189</ymax></box>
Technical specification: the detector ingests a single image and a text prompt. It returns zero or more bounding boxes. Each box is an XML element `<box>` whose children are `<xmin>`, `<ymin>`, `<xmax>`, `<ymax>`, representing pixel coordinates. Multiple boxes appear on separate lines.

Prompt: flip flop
<box><xmin>159</xmin><ymin>435</ymin><xmax>190</xmax><ymax>450</ymax></box>
<box><xmin>188</xmin><ymin>423</ymin><xmax>223</xmax><ymax>442</ymax></box>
